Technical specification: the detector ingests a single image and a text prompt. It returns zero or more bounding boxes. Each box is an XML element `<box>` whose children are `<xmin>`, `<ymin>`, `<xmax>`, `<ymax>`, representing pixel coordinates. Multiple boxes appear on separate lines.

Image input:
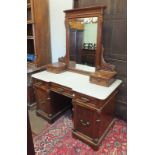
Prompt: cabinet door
<box><xmin>73</xmin><ymin>102</ymin><xmax>94</xmax><ymax>138</ymax></box>
<box><xmin>34</xmin><ymin>86</ymin><xmax>51</xmax><ymax>115</ymax></box>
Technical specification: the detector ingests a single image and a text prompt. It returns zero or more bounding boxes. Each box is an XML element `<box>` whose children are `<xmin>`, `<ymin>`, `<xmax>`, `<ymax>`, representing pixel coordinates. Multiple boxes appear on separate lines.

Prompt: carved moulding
<box><xmin>89</xmin><ymin>47</ymin><xmax>117</xmax><ymax>87</ymax></box>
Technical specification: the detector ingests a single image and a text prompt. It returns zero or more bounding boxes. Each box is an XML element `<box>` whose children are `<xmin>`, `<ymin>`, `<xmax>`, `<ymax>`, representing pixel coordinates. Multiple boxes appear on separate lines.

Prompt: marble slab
<box><xmin>32</xmin><ymin>71</ymin><xmax>122</xmax><ymax>100</ymax></box>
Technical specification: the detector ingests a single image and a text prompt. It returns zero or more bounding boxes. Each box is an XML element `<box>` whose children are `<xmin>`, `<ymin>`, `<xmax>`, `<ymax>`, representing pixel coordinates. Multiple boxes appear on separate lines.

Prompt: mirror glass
<box><xmin>69</xmin><ymin>17</ymin><xmax>98</xmax><ymax>70</ymax></box>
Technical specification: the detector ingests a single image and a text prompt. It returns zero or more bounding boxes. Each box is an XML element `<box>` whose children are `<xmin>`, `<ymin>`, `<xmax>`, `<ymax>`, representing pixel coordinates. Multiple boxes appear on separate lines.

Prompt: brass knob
<box><xmin>80</xmin><ymin>120</ymin><xmax>90</xmax><ymax>126</ymax></box>
<box><xmin>47</xmin><ymin>97</ymin><xmax>51</xmax><ymax>100</ymax></box>
<box><xmin>96</xmin><ymin>119</ymin><xmax>101</xmax><ymax>123</ymax></box>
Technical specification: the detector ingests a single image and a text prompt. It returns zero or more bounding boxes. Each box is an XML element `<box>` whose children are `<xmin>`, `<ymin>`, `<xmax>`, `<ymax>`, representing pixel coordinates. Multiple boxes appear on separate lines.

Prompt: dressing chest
<box><xmin>32</xmin><ymin>6</ymin><xmax>122</xmax><ymax>150</ymax></box>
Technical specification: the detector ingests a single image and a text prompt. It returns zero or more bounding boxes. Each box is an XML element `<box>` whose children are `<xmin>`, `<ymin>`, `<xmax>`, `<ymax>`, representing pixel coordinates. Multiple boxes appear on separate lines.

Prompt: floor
<box><xmin>32</xmin><ymin>110</ymin><xmax>127</xmax><ymax>155</ymax></box>
<box><xmin>28</xmin><ymin>109</ymin><xmax>49</xmax><ymax>135</ymax></box>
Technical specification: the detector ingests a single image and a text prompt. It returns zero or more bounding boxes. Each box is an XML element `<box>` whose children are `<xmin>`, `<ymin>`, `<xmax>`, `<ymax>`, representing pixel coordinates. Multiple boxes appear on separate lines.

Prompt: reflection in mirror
<box><xmin>69</xmin><ymin>17</ymin><xmax>98</xmax><ymax>68</ymax></box>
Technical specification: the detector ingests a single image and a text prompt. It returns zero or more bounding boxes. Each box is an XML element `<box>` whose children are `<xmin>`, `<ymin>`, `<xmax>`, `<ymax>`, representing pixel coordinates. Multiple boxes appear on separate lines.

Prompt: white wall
<box><xmin>49</xmin><ymin>0</ymin><xmax>73</xmax><ymax>63</ymax></box>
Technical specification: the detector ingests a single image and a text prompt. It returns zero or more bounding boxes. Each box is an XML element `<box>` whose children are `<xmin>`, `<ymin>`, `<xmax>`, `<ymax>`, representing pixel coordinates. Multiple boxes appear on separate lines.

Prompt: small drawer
<box><xmin>50</xmin><ymin>83</ymin><xmax>73</xmax><ymax>98</ymax></box>
<box><xmin>73</xmin><ymin>92</ymin><xmax>97</xmax><ymax>107</ymax></box>
<box><xmin>33</xmin><ymin>79</ymin><xmax>49</xmax><ymax>89</ymax></box>
<box><xmin>34</xmin><ymin>85</ymin><xmax>52</xmax><ymax>115</ymax></box>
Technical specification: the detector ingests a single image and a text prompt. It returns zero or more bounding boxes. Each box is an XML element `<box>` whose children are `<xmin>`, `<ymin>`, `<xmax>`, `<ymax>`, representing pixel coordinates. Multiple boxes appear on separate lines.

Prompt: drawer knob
<box><xmin>96</xmin><ymin>119</ymin><xmax>101</xmax><ymax>123</ymax></box>
<box><xmin>80</xmin><ymin>119</ymin><xmax>90</xmax><ymax>127</ymax></box>
<box><xmin>47</xmin><ymin>97</ymin><xmax>51</xmax><ymax>100</ymax></box>
<box><xmin>48</xmin><ymin>114</ymin><xmax>52</xmax><ymax>117</ymax></box>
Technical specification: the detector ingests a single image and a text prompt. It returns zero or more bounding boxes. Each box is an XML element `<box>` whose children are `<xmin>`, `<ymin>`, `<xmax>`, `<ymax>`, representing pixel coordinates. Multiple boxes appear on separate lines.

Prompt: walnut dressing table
<box><xmin>32</xmin><ymin>69</ymin><xmax>122</xmax><ymax>150</ymax></box>
<box><xmin>32</xmin><ymin>6</ymin><xmax>122</xmax><ymax>150</ymax></box>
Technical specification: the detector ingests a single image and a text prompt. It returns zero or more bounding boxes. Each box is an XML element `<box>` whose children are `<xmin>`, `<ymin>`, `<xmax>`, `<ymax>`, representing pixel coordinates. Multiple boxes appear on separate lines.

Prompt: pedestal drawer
<box><xmin>73</xmin><ymin>102</ymin><xmax>94</xmax><ymax>138</ymax></box>
<box><xmin>34</xmin><ymin>86</ymin><xmax>52</xmax><ymax>116</ymax></box>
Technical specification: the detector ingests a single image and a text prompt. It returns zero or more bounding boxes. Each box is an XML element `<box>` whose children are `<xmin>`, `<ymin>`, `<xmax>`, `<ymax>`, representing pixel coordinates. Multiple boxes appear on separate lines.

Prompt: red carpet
<box><xmin>33</xmin><ymin>111</ymin><xmax>127</xmax><ymax>155</ymax></box>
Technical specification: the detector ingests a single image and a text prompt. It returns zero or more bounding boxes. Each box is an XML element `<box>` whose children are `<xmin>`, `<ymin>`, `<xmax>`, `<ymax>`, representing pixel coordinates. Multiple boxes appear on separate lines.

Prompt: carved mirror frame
<box><xmin>63</xmin><ymin>6</ymin><xmax>115</xmax><ymax>74</ymax></box>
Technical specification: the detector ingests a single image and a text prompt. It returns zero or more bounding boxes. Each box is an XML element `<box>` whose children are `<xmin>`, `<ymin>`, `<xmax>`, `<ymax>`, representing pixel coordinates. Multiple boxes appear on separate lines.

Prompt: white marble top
<box><xmin>32</xmin><ymin>71</ymin><xmax>122</xmax><ymax>100</ymax></box>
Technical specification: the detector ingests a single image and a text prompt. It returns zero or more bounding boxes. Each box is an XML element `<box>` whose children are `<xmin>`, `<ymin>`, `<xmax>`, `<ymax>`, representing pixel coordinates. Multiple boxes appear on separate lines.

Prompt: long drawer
<box><xmin>50</xmin><ymin>82</ymin><xmax>73</xmax><ymax>98</ymax></box>
<box><xmin>33</xmin><ymin>78</ymin><xmax>50</xmax><ymax>90</ymax></box>
<box><xmin>73</xmin><ymin>92</ymin><xmax>98</xmax><ymax>108</ymax></box>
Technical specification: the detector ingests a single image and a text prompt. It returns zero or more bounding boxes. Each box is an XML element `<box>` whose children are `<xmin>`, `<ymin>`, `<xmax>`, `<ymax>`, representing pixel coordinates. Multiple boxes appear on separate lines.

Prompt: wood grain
<box><xmin>74</xmin><ymin>0</ymin><xmax>127</xmax><ymax>120</ymax></box>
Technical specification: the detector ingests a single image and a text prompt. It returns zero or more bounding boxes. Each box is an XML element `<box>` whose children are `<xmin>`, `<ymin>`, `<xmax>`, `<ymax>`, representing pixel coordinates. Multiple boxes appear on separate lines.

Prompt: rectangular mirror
<box><xmin>69</xmin><ymin>17</ymin><xmax>98</xmax><ymax>68</ymax></box>
<box><xmin>64</xmin><ymin>6</ymin><xmax>112</xmax><ymax>74</ymax></box>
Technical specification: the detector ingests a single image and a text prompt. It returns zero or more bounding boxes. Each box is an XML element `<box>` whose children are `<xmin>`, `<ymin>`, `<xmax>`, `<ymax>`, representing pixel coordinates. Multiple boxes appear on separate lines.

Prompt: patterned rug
<box><xmin>33</xmin><ymin>110</ymin><xmax>127</xmax><ymax>155</ymax></box>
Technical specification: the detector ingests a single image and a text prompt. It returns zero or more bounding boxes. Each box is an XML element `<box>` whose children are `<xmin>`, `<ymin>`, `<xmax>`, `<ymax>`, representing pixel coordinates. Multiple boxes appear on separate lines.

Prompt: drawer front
<box><xmin>34</xmin><ymin>87</ymin><xmax>51</xmax><ymax>115</ymax></box>
<box><xmin>74</xmin><ymin>92</ymin><xmax>97</xmax><ymax>107</ymax></box>
<box><xmin>73</xmin><ymin>102</ymin><xmax>94</xmax><ymax>138</ymax></box>
<box><xmin>51</xmin><ymin>83</ymin><xmax>73</xmax><ymax>98</ymax></box>
<box><xmin>33</xmin><ymin>78</ymin><xmax>49</xmax><ymax>89</ymax></box>
<box><xmin>90</xmin><ymin>77</ymin><xmax>115</xmax><ymax>87</ymax></box>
